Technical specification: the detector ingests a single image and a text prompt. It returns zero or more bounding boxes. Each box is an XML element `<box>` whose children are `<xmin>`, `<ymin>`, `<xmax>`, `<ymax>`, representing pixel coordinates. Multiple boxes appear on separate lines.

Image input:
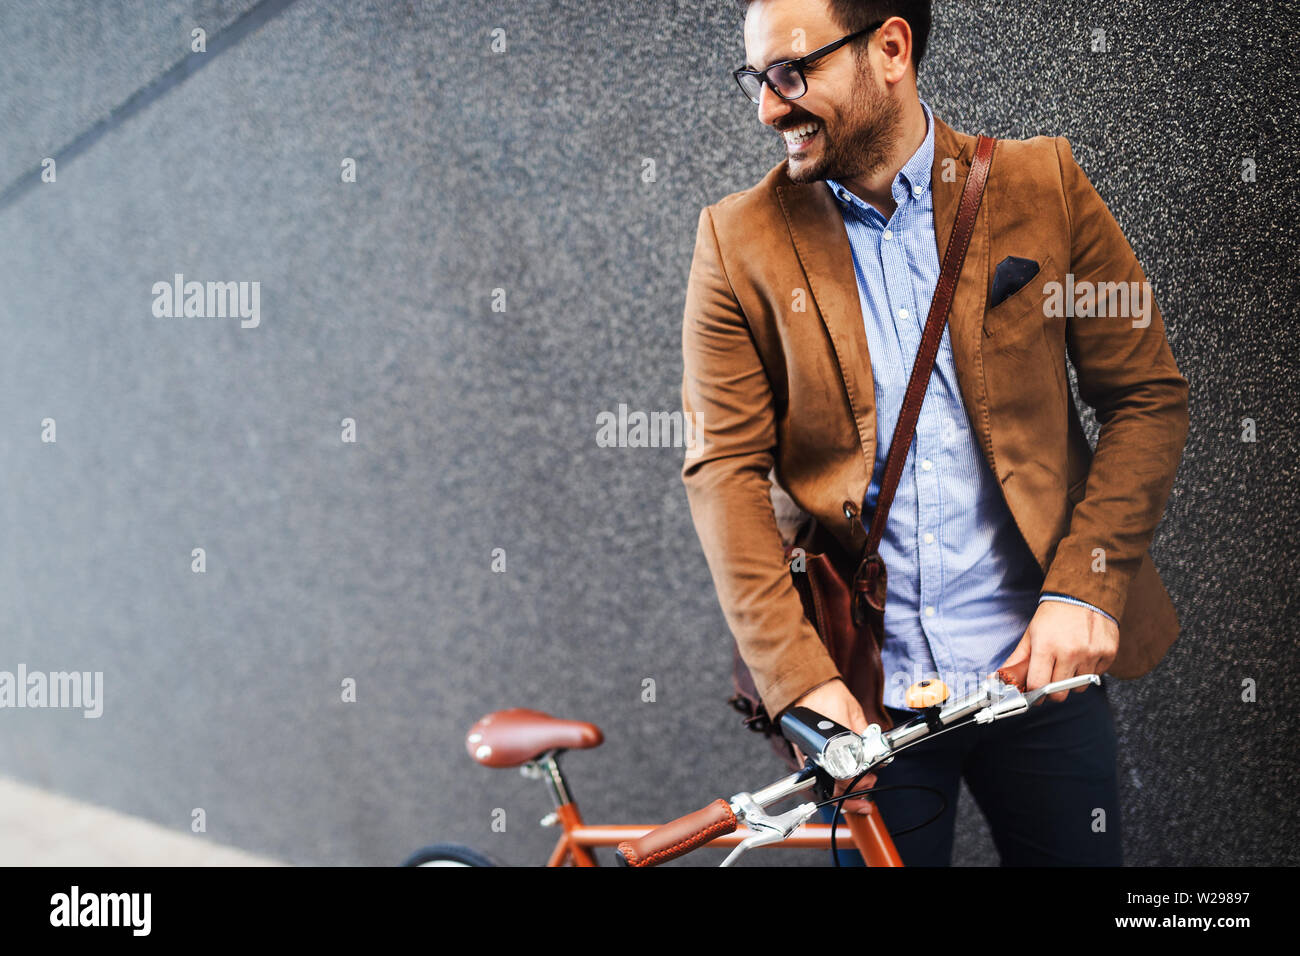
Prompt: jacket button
<box><xmin>843</xmin><ymin>500</ymin><xmax>857</xmax><ymax>519</ymax></box>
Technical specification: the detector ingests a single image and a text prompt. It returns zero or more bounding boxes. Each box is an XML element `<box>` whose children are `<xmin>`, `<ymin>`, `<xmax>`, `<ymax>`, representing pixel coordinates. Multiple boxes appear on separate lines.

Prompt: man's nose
<box><xmin>757</xmin><ymin>82</ymin><xmax>793</xmax><ymax>127</ymax></box>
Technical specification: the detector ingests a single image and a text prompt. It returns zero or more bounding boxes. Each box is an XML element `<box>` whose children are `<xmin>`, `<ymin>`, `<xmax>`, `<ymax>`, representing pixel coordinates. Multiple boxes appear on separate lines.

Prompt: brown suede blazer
<box><xmin>680</xmin><ymin>113</ymin><xmax>1190</xmax><ymax>720</ymax></box>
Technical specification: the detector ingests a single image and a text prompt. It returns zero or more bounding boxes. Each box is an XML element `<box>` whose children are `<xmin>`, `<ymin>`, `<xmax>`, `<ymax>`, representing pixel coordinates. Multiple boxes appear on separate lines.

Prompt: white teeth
<box><xmin>782</xmin><ymin>122</ymin><xmax>820</xmax><ymax>144</ymax></box>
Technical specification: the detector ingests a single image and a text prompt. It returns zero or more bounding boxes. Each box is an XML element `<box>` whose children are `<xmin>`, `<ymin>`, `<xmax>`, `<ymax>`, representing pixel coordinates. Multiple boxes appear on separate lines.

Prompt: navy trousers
<box><xmin>818</xmin><ymin>680</ymin><xmax>1122</xmax><ymax>866</ymax></box>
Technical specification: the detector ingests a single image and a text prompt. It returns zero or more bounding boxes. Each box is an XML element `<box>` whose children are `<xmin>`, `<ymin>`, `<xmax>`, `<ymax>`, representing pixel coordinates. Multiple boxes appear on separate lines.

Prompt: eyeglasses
<box><xmin>733</xmin><ymin>21</ymin><xmax>885</xmax><ymax>105</ymax></box>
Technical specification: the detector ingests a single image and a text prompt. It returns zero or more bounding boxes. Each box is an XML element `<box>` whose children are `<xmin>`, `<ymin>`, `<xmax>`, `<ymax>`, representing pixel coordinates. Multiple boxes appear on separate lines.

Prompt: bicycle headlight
<box><xmin>819</xmin><ymin>732</ymin><xmax>865</xmax><ymax>778</ymax></box>
<box><xmin>778</xmin><ymin>706</ymin><xmax>868</xmax><ymax>778</ymax></box>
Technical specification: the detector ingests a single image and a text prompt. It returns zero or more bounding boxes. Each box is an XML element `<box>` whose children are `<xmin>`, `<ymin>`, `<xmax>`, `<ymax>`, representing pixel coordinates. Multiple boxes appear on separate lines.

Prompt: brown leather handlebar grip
<box><xmin>615</xmin><ymin>798</ymin><xmax>737</xmax><ymax>867</ymax></box>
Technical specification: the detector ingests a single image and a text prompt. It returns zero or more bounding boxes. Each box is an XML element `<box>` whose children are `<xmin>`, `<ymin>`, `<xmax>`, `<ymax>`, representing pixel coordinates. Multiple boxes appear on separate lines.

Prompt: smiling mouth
<box><xmin>782</xmin><ymin>121</ymin><xmax>821</xmax><ymax>154</ymax></box>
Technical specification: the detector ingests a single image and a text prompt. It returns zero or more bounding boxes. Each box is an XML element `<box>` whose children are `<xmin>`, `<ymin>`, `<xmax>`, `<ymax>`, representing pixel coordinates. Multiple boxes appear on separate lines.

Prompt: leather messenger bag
<box><xmin>728</xmin><ymin>134</ymin><xmax>999</xmax><ymax>771</ymax></box>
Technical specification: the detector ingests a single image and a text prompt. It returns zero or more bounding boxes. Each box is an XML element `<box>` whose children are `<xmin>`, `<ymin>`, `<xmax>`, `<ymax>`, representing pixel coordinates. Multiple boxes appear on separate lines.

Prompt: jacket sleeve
<box><xmin>680</xmin><ymin>205</ymin><xmax>841</xmax><ymax>720</ymax></box>
<box><xmin>1039</xmin><ymin>137</ymin><xmax>1190</xmax><ymax>623</ymax></box>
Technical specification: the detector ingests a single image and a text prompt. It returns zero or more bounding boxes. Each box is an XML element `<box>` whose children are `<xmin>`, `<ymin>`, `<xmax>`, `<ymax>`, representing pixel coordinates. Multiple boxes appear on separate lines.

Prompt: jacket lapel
<box><xmin>775</xmin><ymin>178</ymin><xmax>880</xmax><ymax>475</ymax></box>
<box><xmin>775</xmin><ymin>112</ymin><xmax>999</xmax><ymax>487</ymax></box>
<box><xmin>931</xmin><ymin>116</ymin><xmax>998</xmax><ymax>480</ymax></box>
<box><xmin>931</xmin><ymin>116</ymin><xmax>969</xmax><ymax>269</ymax></box>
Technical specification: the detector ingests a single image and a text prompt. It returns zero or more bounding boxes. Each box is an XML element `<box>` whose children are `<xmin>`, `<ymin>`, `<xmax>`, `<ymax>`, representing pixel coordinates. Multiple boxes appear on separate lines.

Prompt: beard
<box><xmin>785</xmin><ymin>64</ymin><xmax>903</xmax><ymax>185</ymax></box>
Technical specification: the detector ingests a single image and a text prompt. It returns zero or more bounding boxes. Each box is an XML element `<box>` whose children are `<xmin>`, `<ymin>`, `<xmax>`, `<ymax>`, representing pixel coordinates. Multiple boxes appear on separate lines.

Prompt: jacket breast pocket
<box><xmin>983</xmin><ymin>252</ymin><xmax>1056</xmax><ymax>345</ymax></box>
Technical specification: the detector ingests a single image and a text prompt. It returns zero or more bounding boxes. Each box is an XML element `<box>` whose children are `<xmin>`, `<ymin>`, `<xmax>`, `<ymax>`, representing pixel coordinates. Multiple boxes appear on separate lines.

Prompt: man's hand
<box><xmin>1000</xmin><ymin>600</ymin><xmax>1119</xmax><ymax>703</ymax></box>
<box><xmin>787</xmin><ymin>678</ymin><xmax>878</xmax><ymax>815</ymax></box>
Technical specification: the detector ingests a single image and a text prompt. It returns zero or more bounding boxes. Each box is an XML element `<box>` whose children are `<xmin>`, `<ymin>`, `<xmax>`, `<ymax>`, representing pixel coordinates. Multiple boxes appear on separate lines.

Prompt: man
<box><xmin>680</xmin><ymin>0</ymin><xmax>1189</xmax><ymax>865</ymax></box>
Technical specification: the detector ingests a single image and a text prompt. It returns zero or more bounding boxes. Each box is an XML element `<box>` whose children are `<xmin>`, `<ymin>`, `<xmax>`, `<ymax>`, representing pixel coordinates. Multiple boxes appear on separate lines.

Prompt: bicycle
<box><xmin>403</xmin><ymin>659</ymin><xmax>1099</xmax><ymax>867</ymax></box>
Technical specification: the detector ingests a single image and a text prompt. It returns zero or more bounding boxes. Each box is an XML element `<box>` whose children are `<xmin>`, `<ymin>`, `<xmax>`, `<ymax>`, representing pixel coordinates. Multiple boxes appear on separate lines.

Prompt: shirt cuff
<box><xmin>1038</xmin><ymin>592</ymin><xmax>1119</xmax><ymax>626</ymax></box>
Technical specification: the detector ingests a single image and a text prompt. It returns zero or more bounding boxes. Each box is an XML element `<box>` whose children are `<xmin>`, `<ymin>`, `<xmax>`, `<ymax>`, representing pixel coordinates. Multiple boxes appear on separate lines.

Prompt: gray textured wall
<box><xmin>1</xmin><ymin>0</ymin><xmax>1296</xmax><ymax>867</ymax></box>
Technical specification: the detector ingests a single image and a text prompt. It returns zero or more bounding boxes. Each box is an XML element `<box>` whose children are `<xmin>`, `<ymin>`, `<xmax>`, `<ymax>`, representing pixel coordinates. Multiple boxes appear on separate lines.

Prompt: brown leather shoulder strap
<box><xmin>862</xmin><ymin>133</ymin><xmax>996</xmax><ymax>558</ymax></box>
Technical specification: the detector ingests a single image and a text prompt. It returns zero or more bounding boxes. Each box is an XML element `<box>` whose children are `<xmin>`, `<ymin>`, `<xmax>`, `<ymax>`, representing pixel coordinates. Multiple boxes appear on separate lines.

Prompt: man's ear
<box><xmin>876</xmin><ymin>16</ymin><xmax>914</xmax><ymax>84</ymax></box>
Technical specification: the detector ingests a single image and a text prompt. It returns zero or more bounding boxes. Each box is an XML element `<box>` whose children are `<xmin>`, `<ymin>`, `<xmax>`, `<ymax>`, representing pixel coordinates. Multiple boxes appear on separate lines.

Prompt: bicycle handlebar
<box><xmin>619</xmin><ymin>661</ymin><xmax>1097</xmax><ymax>867</ymax></box>
<box><xmin>615</xmin><ymin>798</ymin><xmax>738</xmax><ymax>867</ymax></box>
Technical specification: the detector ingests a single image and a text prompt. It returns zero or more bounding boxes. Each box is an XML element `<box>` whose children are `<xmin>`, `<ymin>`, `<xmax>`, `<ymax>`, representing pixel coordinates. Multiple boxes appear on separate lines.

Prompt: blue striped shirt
<box><xmin>824</xmin><ymin>99</ymin><xmax>1115</xmax><ymax>710</ymax></box>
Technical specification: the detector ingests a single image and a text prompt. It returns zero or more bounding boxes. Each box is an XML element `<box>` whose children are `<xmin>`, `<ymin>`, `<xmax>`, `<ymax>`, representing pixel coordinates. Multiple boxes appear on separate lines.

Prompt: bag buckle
<box><xmin>851</xmin><ymin>552</ymin><xmax>887</xmax><ymax>626</ymax></box>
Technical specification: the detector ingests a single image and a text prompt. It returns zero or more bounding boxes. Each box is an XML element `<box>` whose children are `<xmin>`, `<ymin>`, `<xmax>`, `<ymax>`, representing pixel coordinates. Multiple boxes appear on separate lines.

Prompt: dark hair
<box><xmin>737</xmin><ymin>0</ymin><xmax>932</xmax><ymax>74</ymax></box>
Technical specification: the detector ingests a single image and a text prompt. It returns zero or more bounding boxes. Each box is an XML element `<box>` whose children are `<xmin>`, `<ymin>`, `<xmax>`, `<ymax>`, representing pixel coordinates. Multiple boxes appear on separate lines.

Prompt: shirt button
<box><xmin>923</xmin><ymin>532</ymin><xmax>934</xmax><ymax>544</ymax></box>
<box><xmin>882</xmin><ymin>229</ymin><xmax>893</xmax><ymax>240</ymax></box>
<box><xmin>899</xmin><ymin>308</ymin><xmax>909</xmax><ymax>319</ymax></box>
<box><xmin>913</xmin><ymin>185</ymin><xmax>923</xmax><ymax>196</ymax></box>
<box><xmin>921</xmin><ymin>459</ymin><xmax>933</xmax><ymax>471</ymax></box>
<box><xmin>924</xmin><ymin>605</ymin><xmax>936</xmax><ymax>617</ymax></box>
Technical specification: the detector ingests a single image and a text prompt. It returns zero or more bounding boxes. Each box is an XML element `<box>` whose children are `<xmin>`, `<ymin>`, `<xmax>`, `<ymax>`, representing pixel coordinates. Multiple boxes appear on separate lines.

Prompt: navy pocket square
<box><xmin>990</xmin><ymin>255</ymin><xmax>1040</xmax><ymax>307</ymax></box>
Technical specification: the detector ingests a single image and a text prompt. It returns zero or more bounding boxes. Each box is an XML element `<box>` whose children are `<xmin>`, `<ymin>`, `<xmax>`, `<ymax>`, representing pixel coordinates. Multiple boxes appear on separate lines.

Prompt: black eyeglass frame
<box><xmin>732</xmin><ymin>21</ymin><xmax>886</xmax><ymax>105</ymax></box>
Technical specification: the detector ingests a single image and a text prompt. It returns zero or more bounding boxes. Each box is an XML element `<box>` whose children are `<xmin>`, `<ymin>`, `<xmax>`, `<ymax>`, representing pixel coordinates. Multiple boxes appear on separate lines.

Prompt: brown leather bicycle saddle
<box><xmin>465</xmin><ymin>708</ymin><xmax>604</xmax><ymax>768</ymax></box>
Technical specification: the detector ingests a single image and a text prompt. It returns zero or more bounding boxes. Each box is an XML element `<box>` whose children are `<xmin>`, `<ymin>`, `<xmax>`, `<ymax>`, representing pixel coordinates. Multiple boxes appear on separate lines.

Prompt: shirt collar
<box><xmin>825</xmin><ymin>97</ymin><xmax>934</xmax><ymax>213</ymax></box>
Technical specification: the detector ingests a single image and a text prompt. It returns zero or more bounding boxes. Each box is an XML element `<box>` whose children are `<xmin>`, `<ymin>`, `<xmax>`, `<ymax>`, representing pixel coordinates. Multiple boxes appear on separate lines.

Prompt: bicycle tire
<box><xmin>401</xmin><ymin>843</ymin><xmax>501</xmax><ymax>867</ymax></box>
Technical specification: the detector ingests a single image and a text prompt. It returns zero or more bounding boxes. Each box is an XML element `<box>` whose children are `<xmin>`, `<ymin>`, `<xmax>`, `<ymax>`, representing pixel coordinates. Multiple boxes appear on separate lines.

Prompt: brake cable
<box><xmin>816</xmin><ymin>782</ymin><xmax>948</xmax><ymax>866</ymax></box>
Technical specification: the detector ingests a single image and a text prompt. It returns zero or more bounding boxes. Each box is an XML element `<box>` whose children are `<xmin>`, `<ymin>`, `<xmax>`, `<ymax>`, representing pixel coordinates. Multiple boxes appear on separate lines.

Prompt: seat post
<box><xmin>537</xmin><ymin>751</ymin><xmax>573</xmax><ymax>808</ymax></box>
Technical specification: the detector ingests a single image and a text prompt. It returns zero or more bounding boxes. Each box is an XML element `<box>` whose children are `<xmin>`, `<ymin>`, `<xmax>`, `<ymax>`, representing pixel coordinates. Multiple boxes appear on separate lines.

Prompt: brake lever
<box><xmin>974</xmin><ymin>673</ymin><xmax>1100</xmax><ymax>724</ymax></box>
<box><xmin>1022</xmin><ymin>673</ymin><xmax>1100</xmax><ymax>706</ymax></box>
<box><xmin>719</xmin><ymin>797</ymin><xmax>820</xmax><ymax>867</ymax></box>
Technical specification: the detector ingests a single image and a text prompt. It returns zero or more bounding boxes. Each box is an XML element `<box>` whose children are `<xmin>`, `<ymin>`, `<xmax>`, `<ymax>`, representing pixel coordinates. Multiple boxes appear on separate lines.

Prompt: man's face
<box><xmin>743</xmin><ymin>0</ymin><xmax>903</xmax><ymax>184</ymax></box>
